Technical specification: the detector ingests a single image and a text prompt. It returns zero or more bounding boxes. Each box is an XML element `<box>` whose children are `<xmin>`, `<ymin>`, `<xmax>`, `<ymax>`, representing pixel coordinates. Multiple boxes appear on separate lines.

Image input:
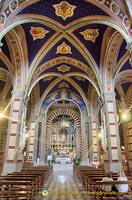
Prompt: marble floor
<box><xmin>33</xmin><ymin>164</ymin><xmax>93</xmax><ymax>200</ymax></box>
<box><xmin>33</xmin><ymin>164</ymin><xmax>130</xmax><ymax>200</ymax></box>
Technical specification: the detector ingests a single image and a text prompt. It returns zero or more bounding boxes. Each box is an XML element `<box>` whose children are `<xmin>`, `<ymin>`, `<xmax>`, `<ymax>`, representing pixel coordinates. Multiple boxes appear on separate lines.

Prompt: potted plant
<box><xmin>47</xmin><ymin>160</ymin><xmax>50</xmax><ymax>166</ymax></box>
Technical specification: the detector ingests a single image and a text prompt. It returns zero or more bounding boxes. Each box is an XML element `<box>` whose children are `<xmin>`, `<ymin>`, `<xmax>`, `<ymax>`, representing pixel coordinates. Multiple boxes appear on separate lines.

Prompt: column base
<box><xmin>2</xmin><ymin>163</ymin><xmax>17</xmax><ymax>175</ymax></box>
<box><xmin>104</xmin><ymin>162</ymin><xmax>122</xmax><ymax>173</ymax></box>
<box><xmin>16</xmin><ymin>162</ymin><xmax>23</xmax><ymax>172</ymax></box>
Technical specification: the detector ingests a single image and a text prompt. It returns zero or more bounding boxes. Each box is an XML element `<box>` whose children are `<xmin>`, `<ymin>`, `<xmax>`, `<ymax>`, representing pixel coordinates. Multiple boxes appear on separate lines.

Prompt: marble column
<box><xmin>125</xmin><ymin>121</ymin><xmax>132</xmax><ymax>169</ymax></box>
<box><xmin>40</xmin><ymin>114</ymin><xmax>47</xmax><ymax>163</ymax></box>
<box><xmin>76</xmin><ymin>127</ymin><xmax>81</xmax><ymax>159</ymax></box>
<box><xmin>91</xmin><ymin>117</ymin><xmax>99</xmax><ymax>165</ymax></box>
<box><xmin>81</xmin><ymin>111</ymin><xmax>88</xmax><ymax>163</ymax></box>
<box><xmin>27</xmin><ymin>115</ymin><xmax>38</xmax><ymax>164</ymax></box>
<box><xmin>104</xmin><ymin>93</ymin><xmax>122</xmax><ymax>172</ymax></box>
<box><xmin>3</xmin><ymin>91</ymin><xmax>24</xmax><ymax>174</ymax></box>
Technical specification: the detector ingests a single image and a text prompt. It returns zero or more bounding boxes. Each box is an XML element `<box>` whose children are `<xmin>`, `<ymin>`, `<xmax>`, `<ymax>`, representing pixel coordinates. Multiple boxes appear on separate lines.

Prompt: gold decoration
<box><xmin>53</xmin><ymin>1</ymin><xmax>76</xmax><ymax>20</ymax></box>
<box><xmin>75</xmin><ymin>76</ymin><xmax>85</xmax><ymax>81</ymax></box>
<box><xmin>59</xmin><ymin>82</ymin><xmax>69</xmax><ymax>88</ymax></box>
<box><xmin>60</xmin><ymin>89</ymin><xmax>68</xmax><ymax>99</ymax></box>
<box><xmin>43</xmin><ymin>77</ymin><xmax>54</xmax><ymax>82</ymax></box>
<box><xmin>56</xmin><ymin>42</ymin><xmax>72</xmax><ymax>54</ymax></box>
<box><xmin>57</xmin><ymin>65</ymin><xmax>70</xmax><ymax>73</ymax></box>
<box><xmin>80</xmin><ymin>29</ymin><xmax>99</xmax><ymax>43</ymax></box>
<box><xmin>30</xmin><ymin>27</ymin><xmax>49</xmax><ymax>41</ymax></box>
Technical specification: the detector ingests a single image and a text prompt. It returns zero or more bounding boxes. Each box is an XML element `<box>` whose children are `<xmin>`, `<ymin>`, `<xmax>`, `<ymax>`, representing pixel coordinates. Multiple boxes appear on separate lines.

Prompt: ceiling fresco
<box><xmin>21</xmin><ymin>22</ymin><xmax>56</xmax><ymax>65</ymax></box>
<box><xmin>48</xmin><ymin>79</ymin><xmax>81</xmax><ymax>97</ymax></box>
<box><xmin>38</xmin><ymin>37</ymin><xmax>89</xmax><ymax>66</ymax></box>
<box><xmin>73</xmin><ymin>23</ymin><xmax>108</xmax><ymax>67</ymax></box>
<box><xmin>0</xmin><ymin>0</ymin><xmax>131</xmax><ymax>113</ymax></box>
<box><xmin>18</xmin><ymin>0</ymin><xmax>109</xmax><ymax>26</ymax></box>
<box><xmin>43</xmin><ymin>89</ymin><xmax>86</xmax><ymax>111</ymax></box>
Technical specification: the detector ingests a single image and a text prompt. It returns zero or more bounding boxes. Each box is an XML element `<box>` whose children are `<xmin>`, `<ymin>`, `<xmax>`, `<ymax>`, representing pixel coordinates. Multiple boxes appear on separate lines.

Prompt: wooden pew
<box><xmin>7</xmin><ymin>173</ymin><xmax>40</xmax><ymax>192</ymax></box>
<box><xmin>0</xmin><ymin>175</ymin><xmax>36</xmax><ymax>198</ymax></box>
<box><xmin>95</xmin><ymin>180</ymin><xmax>132</xmax><ymax>200</ymax></box>
<box><xmin>0</xmin><ymin>180</ymin><xmax>32</xmax><ymax>200</ymax></box>
<box><xmin>0</xmin><ymin>165</ymin><xmax>53</xmax><ymax>199</ymax></box>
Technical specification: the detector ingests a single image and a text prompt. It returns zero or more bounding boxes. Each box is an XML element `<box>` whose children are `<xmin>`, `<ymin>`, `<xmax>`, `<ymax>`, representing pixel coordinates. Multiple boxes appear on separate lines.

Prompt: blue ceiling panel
<box><xmin>18</xmin><ymin>0</ymin><xmax>109</xmax><ymax>26</ymax></box>
<box><xmin>21</xmin><ymin>22</ymin><xmax>56</xmax><ymax>66</ymax></box>
<box><xmin>73</xmin><ymin>23</ymin><xmax>108</xmax><ymax>67</ymax></box>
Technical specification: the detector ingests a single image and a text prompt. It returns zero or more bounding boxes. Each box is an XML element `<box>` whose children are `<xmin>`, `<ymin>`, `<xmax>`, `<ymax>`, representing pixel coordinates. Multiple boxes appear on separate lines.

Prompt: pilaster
<box><xmin>40</xmin><ymin>115</ymin><xmax>46</xmax><ymax>162</ymax></box>
<box><xmin>91</xmin><ymin>116</ymin><xmax>99</xmax><ymax>166</ymax></box>
<box><xmin>76</xmin><ymin>127</ymin><xmax>81</xmax><ymax>159</ymax></box>
<box><xmin>3</xmin><ymin>91</ymin><xmax>24</xmax><ymax>174</ymax></box>
<box><xmin>27</xmin><ymin>115</ymin><xmax>38</xmax><ymax>163</ymax></box>
<box><xmin>104</xmin><ymin>92</ymin><xmax>122</xmax><ymax>172</ymax></box>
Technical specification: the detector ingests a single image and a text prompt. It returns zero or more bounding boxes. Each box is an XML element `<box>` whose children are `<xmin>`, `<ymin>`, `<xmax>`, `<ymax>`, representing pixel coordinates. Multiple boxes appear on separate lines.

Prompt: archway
<box><xmin>39</xmin><ymin>101</ymin><xmax>82</xmax><ymax>164</ymax></box>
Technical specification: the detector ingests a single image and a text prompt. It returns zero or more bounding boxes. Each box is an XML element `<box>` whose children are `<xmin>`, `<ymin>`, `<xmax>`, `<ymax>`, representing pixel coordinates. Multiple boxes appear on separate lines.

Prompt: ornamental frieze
<box><xmin>32</xmin><ymin>57</ymin><xmax>96</xmax><ymax>84</ymax></box>
<box><xmin>57</xmin><ymin>65</ymin><xmax>71</xmax><ymax>72</ymax></box>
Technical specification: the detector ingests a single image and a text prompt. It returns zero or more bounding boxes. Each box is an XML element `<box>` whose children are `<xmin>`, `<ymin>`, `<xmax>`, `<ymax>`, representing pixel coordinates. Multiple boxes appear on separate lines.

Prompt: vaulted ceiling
<box><xmin>0</xmin><ymin>0</ymin><xmax>131</xmax><ymax>112</ymax></box>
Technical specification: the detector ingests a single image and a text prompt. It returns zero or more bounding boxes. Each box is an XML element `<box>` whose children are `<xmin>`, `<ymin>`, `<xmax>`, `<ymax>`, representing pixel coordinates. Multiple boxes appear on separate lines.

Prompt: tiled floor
<box><xmin>33</xmin><ymin>164</ymin><xmax>93</xmax><ymax>200</ymax></box>
<box><xmin>33</xmin><ymin>164</ymin><xmax>131</xmax><ymax>200</ymax></box>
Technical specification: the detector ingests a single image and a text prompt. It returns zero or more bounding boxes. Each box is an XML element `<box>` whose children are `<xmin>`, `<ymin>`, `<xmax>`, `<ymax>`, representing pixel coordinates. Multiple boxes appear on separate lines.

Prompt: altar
<box><xmin>55</xmin><ymin>157</ymin><xmax>71</xmax><ymax>164</ymax></box>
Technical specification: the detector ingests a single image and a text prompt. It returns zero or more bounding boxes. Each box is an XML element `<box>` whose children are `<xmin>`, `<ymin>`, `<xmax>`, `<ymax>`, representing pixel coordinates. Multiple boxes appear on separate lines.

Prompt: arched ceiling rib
<box><xmin>0</xmin><ymin>0</ymin><xmax>131</xmax><ymax>114</ymax></box>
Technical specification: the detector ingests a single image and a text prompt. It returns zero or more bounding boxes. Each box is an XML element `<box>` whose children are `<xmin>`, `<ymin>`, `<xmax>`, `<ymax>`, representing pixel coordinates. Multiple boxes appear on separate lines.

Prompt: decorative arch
<box><xmin>28</xmin><ymin>73</ymin><xmax>90</xmax><ymax>115</ymax></box>
<box><xmin>114</xmin><ymin>53</ymin><xmax>129</xmax><ymax>76</ymax></box>
<box><xmin>0</xmin><ymin>0</ymin><xmax>131</xmax><ymax>38</ymax></box>
<box><xmin>28</xmin><ymin>71</ymin><xmax>100</xmax><ymax>99</ymax></box>
<box><xmin>47</xmin><ymin>108</ymin><xmax>81</xmax><ymax>128</ymax></box>
<box><xmin>103</xmin><ymin>31</ymin><xmax>123</xmax><ymax>92</ymax></box>
<box><xmin>45</xmin><ymin>98</ymin><xmax>82</xmax><ymax>114</ymax></box>
<box><xmin>1</xmin><ymin>16</ymin><xmax>131</xmax><ymax>96</ymax></box>
<box><xmin>32</xmin><ymin>56</ymin><xmax>96</xmax><ymax>83</ymax></box>
<box><xmin>126</xmin><ymin>85</ymin><xmax>132</xmax><ymax>110</ymax></box>
<box><xmin>114</xmin><ymin>70</ymin><xmax>132</xmax><ymax>85</ymax></box>
<box><xmin>43</xmin><ymin>89</ymin><xmax>86</xmax><ymax>113</ymax></box>
<box><xmin>5</xmin><ymin>28</ymin><xmax>26</xmax><ymax>90</ymax></box>
<box><xmin>0</xmin><ymin>51</ymin><xmax>13</xmax><ymax>76</ymax></box>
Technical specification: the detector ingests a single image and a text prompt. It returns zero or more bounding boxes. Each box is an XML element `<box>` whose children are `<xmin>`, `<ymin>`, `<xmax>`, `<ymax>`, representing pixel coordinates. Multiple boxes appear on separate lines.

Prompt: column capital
<box><xmin>31</xmin><ymin>114</ymin><xmax>38</xmax><ymax>121</ymax></box>
<box><xmin>104</xmin><ymin>92</ymin><xmax>116</xmax><ymax>101</ymax></box>
<box><xmin>91</xmin><ymin>116</ymin><xmax>97</xmax><ymax>121</ymax></box>
<box><xmin>40</xmin><ymin>107</ymin><xmax>45</xmax><ymax>116</ymax></box>
<box><xmin>11</xmin><ymin>90</ymin><xmax>24</xmax><ymax>99</ymax></box>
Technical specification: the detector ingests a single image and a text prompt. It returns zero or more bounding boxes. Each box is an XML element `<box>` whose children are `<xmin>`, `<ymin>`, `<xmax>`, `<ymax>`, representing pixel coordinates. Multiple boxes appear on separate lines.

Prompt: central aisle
<box><xmin>34</xmin><ymin>164</ymin><xmax>92</xmax><ymax>200</ymax></box>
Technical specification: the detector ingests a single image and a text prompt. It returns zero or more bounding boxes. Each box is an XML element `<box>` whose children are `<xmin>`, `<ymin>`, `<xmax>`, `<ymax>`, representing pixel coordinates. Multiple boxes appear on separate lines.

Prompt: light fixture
<box><xmin>119</xmin><ymin>97</ymin><xmax>129</xmax><ymax>121</ymax></box>
<box><xmin>98</xmin><ymin>133</ymin><xmax>101</xmax><ymax>138</ymax></box>
<box><xmin>98</xmin><ymin>129</ymin><xmax>101</xmax><ymax>138</ymax></box>
<box><xmin>122</xmin><ymin>112</ymin><xmax>127</xmax><ymax>120</ymax></box>
<box><xmin>121</xmin><ymin>146</ymin><xmax>125</xmax><ymax>150</ymax></box>
<box><xmin>0</xmin><ymin>112</ymin><xmax>4</xmax><ymax>118</ymax></box>
<box><xmin>25</xmin><ymin>132</ymin><xmax>29</xmax><ymax>139</ymax></box>
<box><xmin>0</xmin><ymin>99</ymin><xmax>6</xmax><ymax>119</ymax></box>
